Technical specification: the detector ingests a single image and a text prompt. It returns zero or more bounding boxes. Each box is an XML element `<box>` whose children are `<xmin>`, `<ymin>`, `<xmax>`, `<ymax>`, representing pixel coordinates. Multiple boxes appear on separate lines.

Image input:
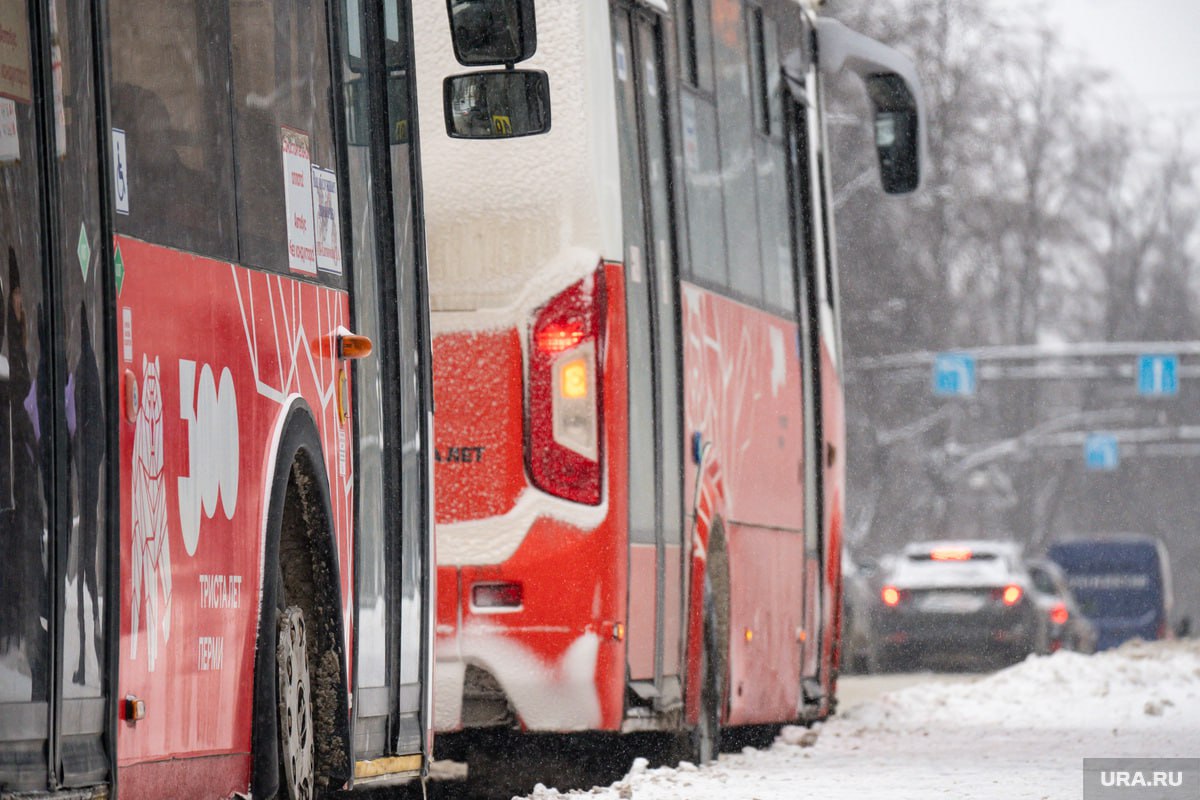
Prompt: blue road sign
<box><xmin>932</xmin><ymin>353</ymin><xmax>976</xmax><ymax>397</ymax></box>
<box><xmin>1084</xmin><ymin>433</ymin><xmax>1120</xmax><ymax>471</ymax></box>
<box><xmin>1137</xmin><ymin>354</ymin><xmax>1178</xmax><ymax>396</ymax></box>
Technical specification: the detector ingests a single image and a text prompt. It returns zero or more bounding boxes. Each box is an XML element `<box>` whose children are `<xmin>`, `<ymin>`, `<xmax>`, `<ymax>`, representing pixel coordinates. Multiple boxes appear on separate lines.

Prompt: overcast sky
<box><xmin>1039</xmin><ymin>0</ymin><xmax>1200</xmax><ymax>150</ymax></box>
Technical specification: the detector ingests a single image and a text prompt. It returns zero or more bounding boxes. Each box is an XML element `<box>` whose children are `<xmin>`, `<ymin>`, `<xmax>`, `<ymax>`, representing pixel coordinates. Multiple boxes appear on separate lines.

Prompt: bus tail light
<box><xmin>527</xmin><ymin>269</ymin><xmax>605</xmax><ymax>505</ymax></box>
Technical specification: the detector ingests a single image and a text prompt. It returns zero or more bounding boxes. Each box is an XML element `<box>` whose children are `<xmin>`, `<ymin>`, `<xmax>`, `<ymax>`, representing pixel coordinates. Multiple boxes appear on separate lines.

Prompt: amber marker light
<box><xmin>337</xmin><ymin>369</ymin><xmax>349</xmax><ymax>426</ymax></box>
<box><xmin>1001</xmin><ymin>584</ymin><xmax>1023</xmax><ymax>606</ymax></box>
<box><xmin>560</xmin><ymin>358</ymin><xmax>589</xmax><ymax>400</ymax></box>
<box><xmin>339</xmin><ymin>333</ymin><xmax>373</xmax><ymax>360</ymax></box>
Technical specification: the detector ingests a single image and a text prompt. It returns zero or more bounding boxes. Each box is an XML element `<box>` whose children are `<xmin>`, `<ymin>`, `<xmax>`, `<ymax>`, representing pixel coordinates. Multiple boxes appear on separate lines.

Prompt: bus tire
<box><xmin>688</xmin><ymin>578</ymin><xmax>722</xmax><ymax>765</ymax></box>
<box><xmin>277</xmin><ymin>604</ymin><xmax>315</xmax><ymax>800</ymax></box>
<box><xmin>252</xmin><ymin>407</ymin><xmax>351</xmax><ymax>799</ymax></box>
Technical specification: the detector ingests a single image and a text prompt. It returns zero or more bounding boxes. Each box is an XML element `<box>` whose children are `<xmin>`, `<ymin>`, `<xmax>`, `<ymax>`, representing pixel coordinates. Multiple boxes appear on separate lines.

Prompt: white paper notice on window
<box><xmin>281</xmin><ymin>127</ymin><xmax>317</xmax><ymax>275</ymax></box>
<box><xmin>681</xmin><ymin>92</ymin><xmax>699</xmax><ymax>173</ymax></box>
<box><xmin>0</xmin><ymin>98</ymin><xmax>18</xmax><ymax>163</ymax></box>
<box><xmin>112</xmin><ymin>128</ymin><xmax>129</xmax><ymax>214</ymax></box>
<box><xmin>628</xmin><ymin>243</ymin><xmax>643</xmax><ymax>283</ymax></box>
<box><xmin>311</xmin><ymin>166</ymin><xmax>343</xmax><ymax>275</ymax></box>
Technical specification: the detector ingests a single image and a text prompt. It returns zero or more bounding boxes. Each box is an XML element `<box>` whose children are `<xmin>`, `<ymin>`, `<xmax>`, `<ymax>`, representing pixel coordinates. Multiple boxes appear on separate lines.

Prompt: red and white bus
<box><xmin>0</xmin><ymin>0</ymin><xmax>541</xmax><ymax>795</ymax></box>
<box><xmin>416</xmin><ymin>0</ymin><xmax>923</xmax><ymax>760</ymax></box>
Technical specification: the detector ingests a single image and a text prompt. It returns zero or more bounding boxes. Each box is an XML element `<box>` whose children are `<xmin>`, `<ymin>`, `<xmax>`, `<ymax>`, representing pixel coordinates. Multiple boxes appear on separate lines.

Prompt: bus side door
<box><xmin>611</xmin><ymin>2</ymin><xmax>686</xmax><ymax>712</ymax></box>
<box><xmin>0</xmin><ymin>0</ymin><xmax>112</xmax><ymax>791</ymax></box>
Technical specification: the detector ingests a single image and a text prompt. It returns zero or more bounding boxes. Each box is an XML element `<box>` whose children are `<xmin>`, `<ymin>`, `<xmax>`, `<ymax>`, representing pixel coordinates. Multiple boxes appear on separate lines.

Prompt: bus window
<box><xmin>712</xmin><ymin>0</ymin><xmax>761</xmax><ymax>303</ymax></box>
<box><xmin>231</xmin><ymin>0</ymin><xmax>339</xmax><ymax>277</ymax></box>
<box><xmin>108</xmin><ymin>0</ymin><xmax>237</xmax><ymax>261</ymax></box>
<box><xmin>679</xmin><ymin>89</ymin><xmax>726</xmax><ymax>287</ymax></box>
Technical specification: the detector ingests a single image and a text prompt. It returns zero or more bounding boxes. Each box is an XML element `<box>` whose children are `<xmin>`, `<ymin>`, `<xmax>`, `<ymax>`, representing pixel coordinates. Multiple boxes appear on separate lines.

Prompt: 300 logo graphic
<box><xmin>177</xmin><ymin>359</ymin><xmax>240</xmax><ymax>557</ymax></box>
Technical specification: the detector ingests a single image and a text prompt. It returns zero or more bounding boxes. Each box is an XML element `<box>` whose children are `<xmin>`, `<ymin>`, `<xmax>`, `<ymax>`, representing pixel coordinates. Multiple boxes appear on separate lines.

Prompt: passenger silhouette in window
<box><xmin>1</xmin><ymin>247</ymin><xmax>48</xmax><ymax>701</ymax></box>
<box><xmin>71</xmin><ymin>300</ymin><xmax>104</xmax><ymax>685</ymax></box>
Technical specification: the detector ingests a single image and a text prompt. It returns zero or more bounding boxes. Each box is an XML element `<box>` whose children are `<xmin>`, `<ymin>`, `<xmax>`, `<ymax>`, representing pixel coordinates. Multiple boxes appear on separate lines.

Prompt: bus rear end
<box><xmin>429</xmin><ymin>261</ymin><xmax>630</xmax><ymax>735</ymax></box>
<box><xmin>1047</xmin><ymin>536</ymin><xmax>1174</xmax><ymax>649</ymax></box>
<box><xmin>413</xmin><ymin>2</ymin><xmax>630</xmax><ymax>735</ymax></box>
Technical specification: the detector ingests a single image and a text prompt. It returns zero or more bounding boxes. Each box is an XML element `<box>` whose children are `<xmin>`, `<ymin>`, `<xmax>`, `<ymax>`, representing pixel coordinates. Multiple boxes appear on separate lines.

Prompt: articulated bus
<box><xmin>418</xmin><ymin>0</ymin><xmax>923</xmax><ymax>761</ymax></box>
<box><xmin>0</xmin><ymin>0</ymin><xmax>519</xmax><ymax>795</ymax></box>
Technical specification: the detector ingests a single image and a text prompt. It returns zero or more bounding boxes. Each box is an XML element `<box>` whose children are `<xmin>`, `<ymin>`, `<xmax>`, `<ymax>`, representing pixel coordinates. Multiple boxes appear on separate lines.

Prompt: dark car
<box><xmin>1025</xmin><ymin>557</ymin><xmax>1097</xmax><ymax>654</ymax></box>
<box><xmin>1046</xmin><ymin>534</ymin><xmax>1174</xmax><ymax>650</ymax></box>
<box><xmin>872</xmin><ymin>541</ymin><xmax>1044</xmax><ymax>671</ymax></box>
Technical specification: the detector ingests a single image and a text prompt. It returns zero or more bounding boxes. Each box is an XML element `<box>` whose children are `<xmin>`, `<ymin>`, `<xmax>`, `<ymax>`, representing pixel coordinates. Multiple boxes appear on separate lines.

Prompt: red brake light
<box><xmin>527</xmin><ymin>268</ymin><xmax>605</xmax><ymax>505</ymax></box>
<box><xmin>1000</xmin><ymin>584</ymin><xmax>1022</xmax><ymax>606</ymax></box>
<box><xmin>881</xmin><ymin>586</ymin><xmax>902</xmax><ymax>607</ymax></box>
<box><xmin>1050</xmin><ymin>602</ymin><xmax>1069</xmax><ymax>625</ymax></box>
<box><xmin>472</xmin><ymin>582</ymin><xmax>524</xmax><ymax>609</ymax></box>
<box><xmin>536</xmin><ymin>323</ymin><xmax>585</xmax><ymax>354</ymax></box>
<box><xmin>930</xmin><ymin>547</ymin><xmax>972</xmax><ymax>561</ymax></box>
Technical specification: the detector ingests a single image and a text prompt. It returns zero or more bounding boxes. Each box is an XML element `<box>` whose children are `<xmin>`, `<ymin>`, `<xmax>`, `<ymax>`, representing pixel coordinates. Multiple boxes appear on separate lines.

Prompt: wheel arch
<box><xmin>251</xmin><ymin>399</ymin><xmax>352</xmax><ymax>797</ymax></box>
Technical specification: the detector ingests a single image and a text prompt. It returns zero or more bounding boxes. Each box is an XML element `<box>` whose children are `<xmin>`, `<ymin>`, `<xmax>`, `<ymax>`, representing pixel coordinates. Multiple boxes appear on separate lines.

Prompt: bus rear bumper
<box><xmin>434</xmin><ymin>629</ymin><xmax>603</xmax><ymax>732</ymax></box>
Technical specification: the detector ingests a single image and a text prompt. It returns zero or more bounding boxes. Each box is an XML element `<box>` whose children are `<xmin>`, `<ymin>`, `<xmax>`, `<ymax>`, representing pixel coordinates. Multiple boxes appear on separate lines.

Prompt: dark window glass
<box><xmin>53</xmin><ymin>0</ymin><xmax>109</xmax><ymax>704</ymax></box>
<box><xmin>108</xmin><ymin>0</ymin><xmax>237</xmax><ymax>260</ymax></box>
<box><xmin>686</xmin><ymin>0</ymin><xmax>710</xmax><ymax>91</ymax></box>
<box><xmin>762</xmin><ymin>15</ymin><xmax>781</xmax><ymax>139</ymax></box>
<box><xmin>712</xmin><ymin>0</ymin><xmax>760</xmax><ymax>301</ymax></box>
<box><xmin>678</xmin><ymin>0</ymin><xmax>696</xmax><ymax>86</ymax></box>
<box><xmin>756</xmin><ymin>137</ymin><xmax>793</xmax><ymax>313</ymax></box>
<box><xmin>612</xmin><ymin>14</ymin><xmax>654</xmax><ymax>548</ymax></box>
<box><xmin>749</xmin><ymin>6</ymin><xmax>768</xmax><ymax>135</ymax></box>
<box><xmin>384</xmin><ymin>0</ymin><xmax>425</xmax><ymax>700</ymax></box>
<box><xmin>231</xmin><ymin>0</ymin><xmax>339</xmax><ymax>279</ymax></box>
<box><xmin>753</xmin><ymin>10</ymin><xmax>790</xmax><ymax>313</ymax></box>
<box><xmin>0</xmin><ymin>76</ymin><xmax>50</xmax><ymax>709</ymax></box>
<box><xmin>679</xmin><ymin>88</ymin><xmax>726</xmax><ymax>286</ymax></box>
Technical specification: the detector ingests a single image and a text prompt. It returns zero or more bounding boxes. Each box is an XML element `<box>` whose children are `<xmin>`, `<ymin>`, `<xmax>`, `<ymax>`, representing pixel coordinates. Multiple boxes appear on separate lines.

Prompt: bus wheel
<box><xmin>277</xmin><ymin>605</ymin><xmax>315</xmax><ymax>800</ymax></box>
<box><xmin>689</xmin><ymin>581</ymin><xmax>722</xmax><ymax>765</ymax></box>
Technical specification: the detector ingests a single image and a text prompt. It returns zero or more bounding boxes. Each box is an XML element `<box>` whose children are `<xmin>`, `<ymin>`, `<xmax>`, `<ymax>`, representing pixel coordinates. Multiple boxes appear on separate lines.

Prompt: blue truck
<box><xmin>1046</xmin><ymin>534</ymin><xmax>1174</xmax><ymax>651</ymax></box>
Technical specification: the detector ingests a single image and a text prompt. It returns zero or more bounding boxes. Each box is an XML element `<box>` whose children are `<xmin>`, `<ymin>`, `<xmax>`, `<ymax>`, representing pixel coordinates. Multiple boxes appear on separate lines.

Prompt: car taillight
<box><xmin>992</xmin><ymin>584</ymin><xmax>1022</xmax><ymax>606</ymax></box>
<box><xmin>881</xmin><ymin>586</ymin><xmax>905</xmax><ymax>607</ymax></box>
<box><xmin>1050</xmin><ymin>602</ymin><xmax>1069</xmax><ymax>626</ymax></box>
<box><xmin>527</xmin><ymin>269</ymin><xmax>605</xmax><ymax>505</ymax></box>
<box><xmin>930</xmin><ymin>547</ymin><xmax>972</xmax><ymax>561</ymax></box>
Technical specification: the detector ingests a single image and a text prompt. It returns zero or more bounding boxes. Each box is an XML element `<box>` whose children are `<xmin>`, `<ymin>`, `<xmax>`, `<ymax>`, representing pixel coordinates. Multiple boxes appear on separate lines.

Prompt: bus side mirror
<box><xmin>866</xmin><ymin>74</ymin><xmax>920</xmax><ymax>195</ymax></box>
<box><xmin>444</xmin><ymin>70</ymin><xmax>550</xmax><ymax>139</ymax></box>
<box><xmin>815</xmin><ymin>18</ymin><xmax>926</xmax><ymax>195</ymax></box>
<box><xmin>447</xmin><ymin>0</ymin><xmax>536</xmax><ymax>66</ymax></box>
<box><xmin>345</xmin><ymin>74</ymin><xmax>411</xmax><ymax>147</ymax></box>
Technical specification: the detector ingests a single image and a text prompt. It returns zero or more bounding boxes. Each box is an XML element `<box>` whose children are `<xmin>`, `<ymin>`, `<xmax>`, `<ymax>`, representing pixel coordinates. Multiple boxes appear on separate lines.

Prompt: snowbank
<box><xmin>844</xmin><ymin>638</ymin><xmax>1200</xmax><ymax>733</ymax></box>
<box><xmin>517</xmin><ymin>639</ymin><xmax>1200</xmax><ymax>799</ymax></box>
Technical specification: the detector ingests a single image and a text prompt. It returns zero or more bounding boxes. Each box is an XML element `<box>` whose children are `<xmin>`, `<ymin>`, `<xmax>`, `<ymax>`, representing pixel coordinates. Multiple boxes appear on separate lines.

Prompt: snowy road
<box><xmin>510</xmin><ymin>639</ymin><xmax>1200</xmax><ymax>800</ymax></box>
<box><xmin>385</xmin><ymin>640</ymin><xmax>1200</xmax><ymax>799</ymax></box>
